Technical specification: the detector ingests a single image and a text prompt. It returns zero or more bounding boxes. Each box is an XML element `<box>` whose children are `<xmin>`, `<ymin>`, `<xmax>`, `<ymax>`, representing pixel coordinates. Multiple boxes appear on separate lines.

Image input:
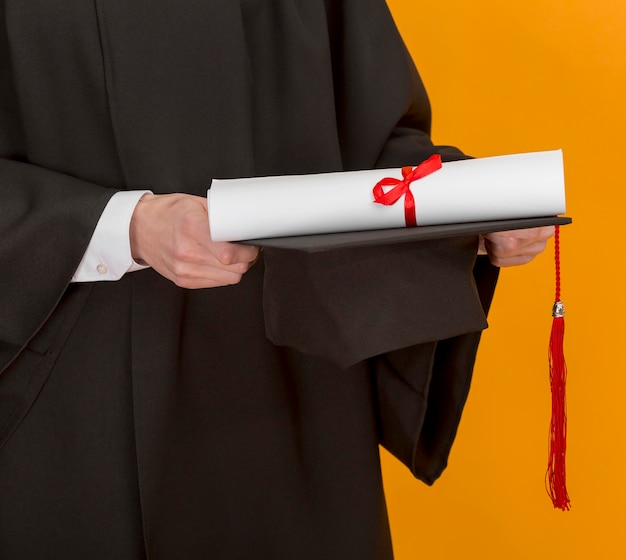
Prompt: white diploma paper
<box><xmin>207</xmin><ymin>150</ymin><xmax>565</xmax><ymax>242</ymax></box>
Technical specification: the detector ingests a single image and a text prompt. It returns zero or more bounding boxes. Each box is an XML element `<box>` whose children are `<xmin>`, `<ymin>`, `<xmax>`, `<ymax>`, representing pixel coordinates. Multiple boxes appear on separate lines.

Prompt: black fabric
<box><xmin>0</xmin><ymin>1</ymin><xmax>498</xmax><ymax>558</ymax></box>
<box><xmin>375</xmin><ymin>255</ymin><xmax>499</xmax><ymax>484</ymax></box>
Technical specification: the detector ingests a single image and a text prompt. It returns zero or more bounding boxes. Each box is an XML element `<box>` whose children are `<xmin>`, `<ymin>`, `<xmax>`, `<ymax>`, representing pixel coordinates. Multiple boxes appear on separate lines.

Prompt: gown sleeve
<box><xmin>0</xmin><ymin>12</ymin><xmax>116</xmax><ymax>373</ymax></box>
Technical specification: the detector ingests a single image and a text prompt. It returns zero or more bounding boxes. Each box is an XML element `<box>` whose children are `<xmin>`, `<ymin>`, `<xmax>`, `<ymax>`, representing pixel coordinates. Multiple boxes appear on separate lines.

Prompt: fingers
<box><xmin>211</xmin><ymin>242</ymin><xmax>260</xmax><ymax>268</ymax></box>
<box><xmin>162</xmin><ymin>242</ymin><xmax>261</xmax><ymax>289</ymax></box>
<box><xmin>481</xmin><ymin>226</ymin><xmax>554</xmax><ymax>267</ymax></box>
<box><xmin>165</xmin><ymin>242</ymin><xmax>260</xmax><ymax>288</ymax></box>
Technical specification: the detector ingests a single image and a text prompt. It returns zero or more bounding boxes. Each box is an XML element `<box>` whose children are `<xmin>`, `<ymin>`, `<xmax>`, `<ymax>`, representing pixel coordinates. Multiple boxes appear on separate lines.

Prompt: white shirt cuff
<box><xmin>71</xmin><ymin>190</ymin><xmax>152</xmax><ymax>282</ymax></box>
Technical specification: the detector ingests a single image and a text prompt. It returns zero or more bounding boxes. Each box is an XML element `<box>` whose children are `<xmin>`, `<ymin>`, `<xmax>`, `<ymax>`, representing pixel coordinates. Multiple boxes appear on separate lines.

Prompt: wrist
<box><xmin>129</xmin><ymin>193</ymin><xmax>156</xmax><ymax>265</ymax></box>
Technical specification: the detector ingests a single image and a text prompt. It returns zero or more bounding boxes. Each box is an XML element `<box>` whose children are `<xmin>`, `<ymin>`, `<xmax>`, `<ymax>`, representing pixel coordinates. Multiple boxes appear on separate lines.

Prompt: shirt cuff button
<box><xmin>96</xmin><ymin>264</ymin><xmax>109</xmax><ymax>275</ymax></box>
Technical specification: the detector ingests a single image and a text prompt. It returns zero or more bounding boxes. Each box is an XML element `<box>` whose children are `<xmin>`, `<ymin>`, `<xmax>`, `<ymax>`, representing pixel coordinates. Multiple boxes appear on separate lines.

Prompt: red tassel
<box><xmin>546</xmin><ymin>225</ymin><xmax>571</xmax><ymax>510</ymax></box>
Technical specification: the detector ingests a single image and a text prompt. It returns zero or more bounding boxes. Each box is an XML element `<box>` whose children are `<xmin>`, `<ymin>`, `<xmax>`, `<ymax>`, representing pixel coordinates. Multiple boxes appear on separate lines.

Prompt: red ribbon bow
<box><xmin>372</xmin><ymin>153</ymin><xmax>443</xmax><ymax>227</ymax></box>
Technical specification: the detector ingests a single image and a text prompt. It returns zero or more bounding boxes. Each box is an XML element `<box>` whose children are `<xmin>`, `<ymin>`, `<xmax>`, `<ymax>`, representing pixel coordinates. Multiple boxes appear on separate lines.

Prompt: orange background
<box><xmin>382</xmin><ymin>1</ymin><xmax>626</xmax><ymax>558</ymax></box>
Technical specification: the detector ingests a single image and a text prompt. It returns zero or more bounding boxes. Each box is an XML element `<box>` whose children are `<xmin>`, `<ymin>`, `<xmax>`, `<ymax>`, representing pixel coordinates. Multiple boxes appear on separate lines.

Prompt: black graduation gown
<box><xmin>0</xmin><ymin>1</ymin><xmax>499</xmax><ymax>558</ymax></box>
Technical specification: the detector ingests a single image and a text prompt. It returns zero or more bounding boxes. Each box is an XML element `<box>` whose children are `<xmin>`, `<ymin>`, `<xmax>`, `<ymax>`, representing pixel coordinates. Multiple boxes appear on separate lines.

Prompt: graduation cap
<box><xmin>207</xmin><ymin>150</ymin><xmax>571</xmax><ymax>509</ymax></box>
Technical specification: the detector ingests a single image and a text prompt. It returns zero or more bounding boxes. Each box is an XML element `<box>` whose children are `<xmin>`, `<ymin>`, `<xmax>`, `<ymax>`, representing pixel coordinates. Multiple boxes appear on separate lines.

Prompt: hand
<box><xmin>129</xmin><ymin>193</ymin><xmax>260</xmax><ymax>288</ymax></box>
<box><xmin>478</xmin><ymin>226</ymin><xmax>554</xmax><ymax>267</ymax></box>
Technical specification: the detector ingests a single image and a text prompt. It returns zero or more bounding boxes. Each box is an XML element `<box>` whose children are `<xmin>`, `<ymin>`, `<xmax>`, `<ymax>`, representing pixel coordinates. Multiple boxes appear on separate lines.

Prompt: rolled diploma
<box><xmin>207</xmin><ymin>150</ymin><xmax>565</xmax><ymax>242</ymax></box>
